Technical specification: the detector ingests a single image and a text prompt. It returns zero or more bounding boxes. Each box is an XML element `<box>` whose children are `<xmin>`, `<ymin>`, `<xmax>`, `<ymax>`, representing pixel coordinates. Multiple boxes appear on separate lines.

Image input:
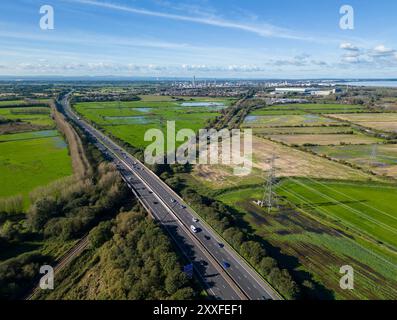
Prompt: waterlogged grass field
<box><xmin>0</xmin><ymin>100</ymin><xmax>26</xmax><ymax>106</ymax></box>
<box><xmin>243</xmin><ymin>103</ymin><xmax>386</xmax><ymax>145</ymax></box>
<box><xmin>0</xmin><ymin>129</ymin><xmax>58</xmax><ymax>142</ymax></box>
<box><xmin>74</xmin><ymin>97</ymin><xmax>233</xmax><ymax>148</ymax></box>
<box><xmin>0</xmin><ymin>106</ymin><xmax>54</xmax><ymax>127</ymax></box>
<box><xmin>217</xmin><ymin>181</ymin><xmax>397</xmax><ymax>299</ymax></box>
<box><xmin>0</xmin><ymin>130</ymin><xmax>72</xmax><ymax>206</ymax></box>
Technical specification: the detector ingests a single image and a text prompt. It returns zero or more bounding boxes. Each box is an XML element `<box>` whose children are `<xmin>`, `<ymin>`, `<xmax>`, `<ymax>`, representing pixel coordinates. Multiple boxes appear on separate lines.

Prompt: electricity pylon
<box><xmin>261</xmin><ymin>154</ymin><xmax>278</xmax><ymax>213</ymax></box>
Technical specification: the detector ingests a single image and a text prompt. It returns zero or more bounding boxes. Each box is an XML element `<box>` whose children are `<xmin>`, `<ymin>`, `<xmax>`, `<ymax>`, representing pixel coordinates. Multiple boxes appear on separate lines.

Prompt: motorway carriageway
<box><xmin>60</xmin><ymin>95</ymin><xmax>281</xmax><ymax>301</ymax></box>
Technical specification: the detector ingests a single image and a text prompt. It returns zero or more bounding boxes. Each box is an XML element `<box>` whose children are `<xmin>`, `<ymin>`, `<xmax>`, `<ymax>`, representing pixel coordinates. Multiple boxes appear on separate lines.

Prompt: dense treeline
<box><xmin>0</xmin><ymin>253</ymin><xmax>49</xmax><ymax>300</ymax></box>
<box><xmin>27</xmin><ymin>163</ymin><xmax>129</xmax><ymax>240</ymax></box>
<box><xmin>91</xmin><ymin>211</ymin><xmax>194</xmax><ymax>299</ymax></box>
<box><xmin>38</xmin><ymin>211</ymin><xmax>195</xmax><ymax>300</ymax></box>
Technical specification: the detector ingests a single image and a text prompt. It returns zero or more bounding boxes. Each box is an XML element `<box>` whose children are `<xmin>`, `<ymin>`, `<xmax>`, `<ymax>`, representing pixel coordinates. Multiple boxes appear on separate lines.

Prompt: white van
<box><xmin>190</xmin><ymin>225</ymin><xmax>198</xmax><ymax>233</ymax></box>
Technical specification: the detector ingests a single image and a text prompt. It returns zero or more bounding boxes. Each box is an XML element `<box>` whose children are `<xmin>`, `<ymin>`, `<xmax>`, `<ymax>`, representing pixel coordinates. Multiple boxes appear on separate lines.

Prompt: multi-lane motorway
<box><xmin>59</xmin><ymin>94</ymin><xmax>282</xmax><ymax>301</ymax></box>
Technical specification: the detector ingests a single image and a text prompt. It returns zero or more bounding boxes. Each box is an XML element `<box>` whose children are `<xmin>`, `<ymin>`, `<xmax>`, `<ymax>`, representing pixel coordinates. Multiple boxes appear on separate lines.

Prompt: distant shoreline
<box><xmin>337</xmin><ymin>81</ymin><xmax>397</xmax><ymax>88</ymax></box>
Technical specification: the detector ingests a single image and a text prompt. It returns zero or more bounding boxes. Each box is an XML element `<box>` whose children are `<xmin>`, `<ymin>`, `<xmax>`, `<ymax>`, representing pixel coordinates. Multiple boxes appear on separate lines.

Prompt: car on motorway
<box><xmin>180</xmin><ymin>204</ymin><xmax>186</xmax><ymax>209</ymax></box>
<box><xmin>204</xmin><ymin>235</ymin><xmax>211</xmax><ymax>240</ymax></box>
<box><xmin>190</xmin><ymin>225</ymin><xmax>198</xmax><ymax>233</ymax></box>
<box><xmin>222</xmin><ymin>261</ymin><xmax>231</xmax><ymax>269</ymax></box>
<box><xmin>192</xmin><ymin>217</ymin><xmax>199</xmax><ymax>223</ymax></box>
<box><xmin>218</xmin><ymin>243</ymin><xmax>225</xmax><ymax>248</ymax></box>
<box><xmin>171</xmin><ymin>198</ymin><xmax>176</xmax><ymax>203</ymax></box>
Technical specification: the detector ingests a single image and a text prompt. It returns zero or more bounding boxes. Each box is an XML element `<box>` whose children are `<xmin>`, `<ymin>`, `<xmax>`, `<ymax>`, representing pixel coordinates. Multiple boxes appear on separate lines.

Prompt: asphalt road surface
<box><xmin>59</xmin><ymin>94</ymin><xmax>282</xmax><ymax>301</ymax></box>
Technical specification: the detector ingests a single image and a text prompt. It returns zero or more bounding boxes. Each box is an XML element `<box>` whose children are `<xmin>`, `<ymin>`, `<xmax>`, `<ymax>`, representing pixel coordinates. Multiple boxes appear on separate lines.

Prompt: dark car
<box><xmin>222</xmin><ymin>261</ymin><xmax>230</xmax><ymax>269</ymax></box>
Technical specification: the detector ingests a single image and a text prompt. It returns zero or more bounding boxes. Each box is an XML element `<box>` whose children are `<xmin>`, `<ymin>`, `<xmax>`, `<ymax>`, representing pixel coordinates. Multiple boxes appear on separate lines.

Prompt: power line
<box><xmin>370</xmin><ymin>144</ymin><xmax>378</xmax><ymax>167</ymax></box>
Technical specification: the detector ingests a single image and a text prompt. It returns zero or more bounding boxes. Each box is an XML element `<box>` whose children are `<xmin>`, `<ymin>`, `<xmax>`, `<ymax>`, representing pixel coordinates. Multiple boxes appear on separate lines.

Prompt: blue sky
<box><xmin>0</xmin><ymin>0</ymin><xmax>397</xmax><ymax>78</ymax></box>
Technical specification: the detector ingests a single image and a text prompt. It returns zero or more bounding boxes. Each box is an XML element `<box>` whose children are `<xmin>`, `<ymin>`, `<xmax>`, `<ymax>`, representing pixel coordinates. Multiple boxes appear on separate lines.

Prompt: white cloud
<box><xmin>371</xmin><ymin>44</ymin><xmax>395</xmax><ymax>56</ymax></box>
<box><xmin>340</xmin><ymin>42</ymin><xmax>359</xmax><ymax>51</ymax></box>
<box><xmin>339</xmin><ymin>42</ymin><xmax>397</xmax><ymax>67</ymax></box>
<box><xmin>341</xmin><ymin>56</ymin><xmax>360</xmax><ymax>64</ymax></box>
<box><xmin>68</xmin><ymin>0</ymin><xmax>313</xmax><ymax>41</ymax></box>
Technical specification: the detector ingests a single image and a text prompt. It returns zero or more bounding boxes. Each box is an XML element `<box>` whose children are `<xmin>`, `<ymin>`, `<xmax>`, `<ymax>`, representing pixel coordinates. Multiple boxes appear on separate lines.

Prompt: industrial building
<box><xmin>273</xmin><ymin>87</ymin><xmax>338</xmax><ymax>96</ymax></box>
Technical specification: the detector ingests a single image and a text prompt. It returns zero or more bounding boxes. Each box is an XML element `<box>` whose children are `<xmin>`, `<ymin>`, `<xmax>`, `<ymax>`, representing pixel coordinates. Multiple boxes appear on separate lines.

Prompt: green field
<box><xmin>216</xmin><ymin>181</ymin><xmax>397</xmax><ymax>299</ymax></box>
<box><xmin>0</xmin><ymin>106</ymin><xmax>54</xmax><ymax>127</ymax></box>
<box><xmin>276</xmin><ymin>179</ymin><xmax>397</xmax><ymax>249</ymax></box>
<box><xmin>0</xmin><ymin>131</ymin><xmax>72</xmax><ymax>205</ymax></box>
<box><xmin>0</xmin><ymin>99</ymin><xmax>50</xmax><ymax>107</ymax></box>
<box><xmin>0</xmin><ymin>100</ymin><xmax>26</xmax><ymax>106</ymax></box>
<box><xmin>74</xmin><ymin>98</ymin><xmax>231</xmax><ymax>148</ymax></box>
